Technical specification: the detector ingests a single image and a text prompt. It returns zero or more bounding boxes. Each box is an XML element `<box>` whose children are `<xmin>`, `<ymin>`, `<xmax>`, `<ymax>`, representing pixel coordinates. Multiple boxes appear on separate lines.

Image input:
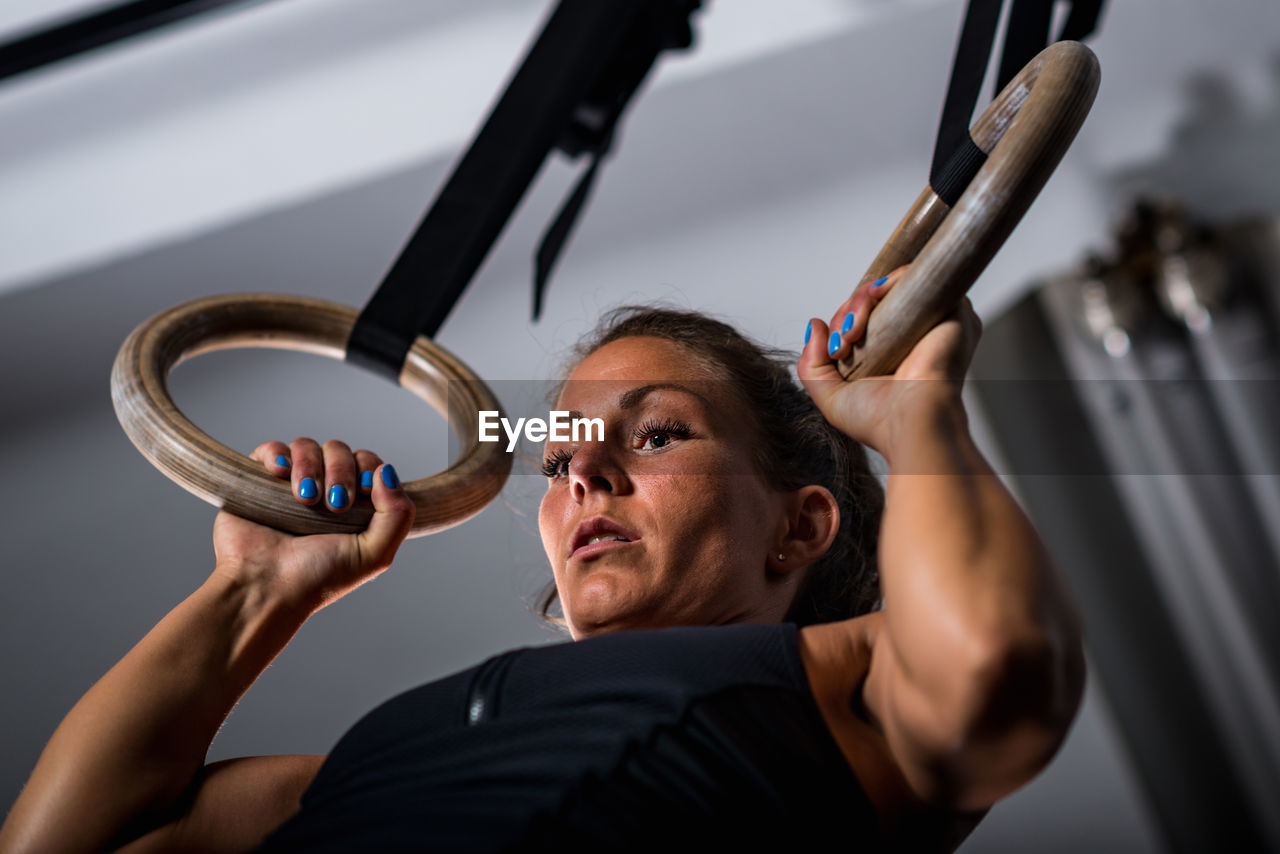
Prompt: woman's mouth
<box><xmin>569</xmin><ymin>516</ymin><xmax>642</xmax><ymax>560</ymax></box>
<box><xmin>570</xmin><ymin>535</ymin><xmax>637</xmax><ymax>561</ymax></box>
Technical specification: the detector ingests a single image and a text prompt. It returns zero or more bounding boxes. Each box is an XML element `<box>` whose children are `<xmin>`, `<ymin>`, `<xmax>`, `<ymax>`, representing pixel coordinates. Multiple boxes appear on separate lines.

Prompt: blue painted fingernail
<box><xmin>381</xmin><ymin>464</ymin><xmax>400</xmax><ymax>490</ymax></box>
<box><xmin>329</xmin><ymin>484</ymin><xmax>348</xmax><ymax>509</ymax></box>
<box><xmin>804</xmin><ymin>319</ymin><xmax>812</xmax><ymax>345</ymax></box>
<box><xmin>275</xmin><ymin>455</ymin><xmax>290</xmax><ymax>468</ymax></box>
<box><xmin>299</xmin><ymin>477</ymin><xmax>317</xmax><ymax>499</ymax></box>
<box><xmin>871</xmin><ymin>276</ymin><xmax>889</xmax><ymax>288</ymax></box>
<box><xmin>842</xmin><ymin>312</ymin><xmax>854</xmax><ymax>333</ymax></box>
<box><xmin>829</xmin><ymin>332</ymin><xmax>841</xmax><ymax>357</ymax></box>
<box><xmin>360</xmin><ymin>471</ymin><xmax>374</xmax><ymax>489</ymax></box>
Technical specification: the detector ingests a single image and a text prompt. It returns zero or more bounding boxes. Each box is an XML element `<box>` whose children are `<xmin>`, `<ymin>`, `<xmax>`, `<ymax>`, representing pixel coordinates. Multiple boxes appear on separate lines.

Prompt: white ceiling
<box><xmin>0</xmin><ymin>0</ymin><xmax>961</xmax><ymax>297</ymax></box>
<box><xmin>1</xmin><ymin>1</ymin><xmax>1278</xmax><ymax>332</ymax></box>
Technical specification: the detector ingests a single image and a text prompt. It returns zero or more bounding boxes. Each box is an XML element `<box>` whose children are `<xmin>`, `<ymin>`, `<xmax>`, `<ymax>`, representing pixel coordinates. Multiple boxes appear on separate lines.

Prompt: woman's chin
<box><xmin>564</xmin><ymin>575</ymin><xmax>660</xmax><ymax>637</ymax></box>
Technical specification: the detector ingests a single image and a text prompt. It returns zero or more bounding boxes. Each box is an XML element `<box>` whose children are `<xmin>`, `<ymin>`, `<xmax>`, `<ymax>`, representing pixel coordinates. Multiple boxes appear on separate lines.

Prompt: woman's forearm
<box><xmin>0</xmin><ymin>568</ymin><xmax>312</xmax><ymax>854</ymax></box>
<box><xmin>876</xmin><ymin>384</ymin><xmax>1083</xmax><ymax>729</ymax></box>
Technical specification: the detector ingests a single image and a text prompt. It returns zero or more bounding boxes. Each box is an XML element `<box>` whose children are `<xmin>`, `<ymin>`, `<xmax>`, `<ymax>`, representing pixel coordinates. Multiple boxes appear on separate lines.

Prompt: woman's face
<box><xmin>537</xmin><ymin>335</ymin><xmax>799</xmax><ymax>638</ymax></box>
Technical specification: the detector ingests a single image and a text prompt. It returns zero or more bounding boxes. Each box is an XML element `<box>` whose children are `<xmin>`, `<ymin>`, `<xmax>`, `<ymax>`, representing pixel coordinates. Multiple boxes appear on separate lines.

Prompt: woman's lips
<box><xmin>569</xmin><ymin>516</ymin><xmax>642</xmax><ymax>559</ymax></box>
<box><xmin>570</xmin><ymin>538</ymin><xmax>639</xmax><ymax>561</ymax></box>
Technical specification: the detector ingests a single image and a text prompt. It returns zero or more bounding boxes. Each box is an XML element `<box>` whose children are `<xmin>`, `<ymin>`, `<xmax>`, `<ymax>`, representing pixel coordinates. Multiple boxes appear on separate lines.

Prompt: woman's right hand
<box><xmin>211</xmin><ymin>439</ymin><xmax>416</xmax><ymax>615</ymax></box>
<box><xmin>798</xmin><ymin>267</ymin><xmax>982</xmax><ymax>458</ymax></box>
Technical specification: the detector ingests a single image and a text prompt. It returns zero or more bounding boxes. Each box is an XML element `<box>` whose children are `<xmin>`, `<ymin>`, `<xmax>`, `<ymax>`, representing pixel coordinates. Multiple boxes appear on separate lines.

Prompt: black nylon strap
<box><xmin>932</xmin><ymin>133</ymin><xmax>989</xmax><ymax>207</ymax></box>
<box><xmin>534</xmin><ymin>0</ymin><xmax>695</xmax><ymax>320</ymax></box>
<box><xmin>997</xmin><ymin>0</ymin><xmax>1053</xmax><ymax>92</ymax></box>
<box><xmin>929</xmin><ymin>0</ymin><xmax>1003</xmax><ymax>203</ymax></box>
<box><xmin>535</xmin><ymin>143</ymin><xmax>608</xmax><ymax>321</ymax></box>
<box><xmin>346</xmin><ymin>0</ymin><xmax>699</xmax><ymax>380</ymax></box>
<box><xmin>929</xmin><ymin>0</ymin><xmax>1105</xmax><ymax>209</ymax></box>
<box><xmin>1058</xmin><ymin>0</ymin><xmax>1105</xmax><ymax>41</ymax></box>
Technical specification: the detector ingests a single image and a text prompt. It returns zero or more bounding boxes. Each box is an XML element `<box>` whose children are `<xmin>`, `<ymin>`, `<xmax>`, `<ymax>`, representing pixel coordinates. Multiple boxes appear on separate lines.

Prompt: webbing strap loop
<box><xmin>930</xmin><ymin>0</ymin><xmax>1105</xmax><ymax>208</ymax></box>
<box><xmin>346</xmin><ymin>0</ymin><xmax>701</xmax><ymax>381</ymax></box>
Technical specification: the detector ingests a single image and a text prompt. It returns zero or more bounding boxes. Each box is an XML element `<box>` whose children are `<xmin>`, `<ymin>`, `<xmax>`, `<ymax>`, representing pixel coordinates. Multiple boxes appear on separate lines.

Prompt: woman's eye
<box><xmin>633</xmin><ymin>419</ymin><xmax>694</xmax><ymax>451</ymax></box>
<box><xmin>641</xmin><ymin>432</ymin><xmax>673</xmax><ymax>450</ymax></box>
<box><xmin>541</xmin><ymin>449</ymin><xmax>573</xmax><ymax>479</ymax></box>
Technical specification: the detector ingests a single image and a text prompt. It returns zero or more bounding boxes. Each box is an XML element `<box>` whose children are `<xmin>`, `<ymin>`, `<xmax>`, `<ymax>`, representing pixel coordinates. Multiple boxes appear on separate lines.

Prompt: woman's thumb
<box><xmin>358</xmin><ymin>464</ymin><xmax>415</xmax><ymax>571</ymax></box>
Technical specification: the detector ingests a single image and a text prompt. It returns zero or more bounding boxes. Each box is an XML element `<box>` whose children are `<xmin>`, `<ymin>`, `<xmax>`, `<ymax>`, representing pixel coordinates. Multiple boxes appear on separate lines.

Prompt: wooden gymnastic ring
<box><xmin>838</xmin><ymin>40</ymin><xmax>1101</xmax><ymax>380</ymax></box>
<box><xmin>110</xmin><ymin>293</ymin><xmax>512</xmax><ymax>538</ymax></box>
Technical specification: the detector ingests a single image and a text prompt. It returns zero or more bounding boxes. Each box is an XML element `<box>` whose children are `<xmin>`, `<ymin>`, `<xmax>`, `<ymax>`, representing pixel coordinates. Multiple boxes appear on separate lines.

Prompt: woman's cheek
<box><xmin>537</xmin><ymin>489</ymin><xmax>568</xmax><ymax>561</ymax></box>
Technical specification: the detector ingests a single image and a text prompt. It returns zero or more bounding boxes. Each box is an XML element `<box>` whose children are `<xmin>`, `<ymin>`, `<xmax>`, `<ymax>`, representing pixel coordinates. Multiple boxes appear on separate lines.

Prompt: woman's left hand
<box><xmin>796</xmin><ymin>265</ymin><xmax>983</xmax><ymax>455</ymax></box>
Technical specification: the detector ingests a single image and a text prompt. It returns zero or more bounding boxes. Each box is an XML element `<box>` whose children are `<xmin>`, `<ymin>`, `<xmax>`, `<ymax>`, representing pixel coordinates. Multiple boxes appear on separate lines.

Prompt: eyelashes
<box><xmin>540</xmin><ymin>418</ymin><xmax>696</xmax><ymax>478</ymax></box>
<box><xmin>631</xmin><ymin>418</ymin><xmax>694</xmax><ymax>448</ymax></box>
<box><xmin>541</xmin><ymin>448</ymin><xmax>574</xmax><ymax>479</ymax></box>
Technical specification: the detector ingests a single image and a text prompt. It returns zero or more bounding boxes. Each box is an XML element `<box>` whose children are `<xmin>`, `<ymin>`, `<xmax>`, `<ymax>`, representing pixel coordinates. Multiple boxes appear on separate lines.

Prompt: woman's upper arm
<box><xmin>113</xmin><ymin>754</ymin><xmax>325</xmax><ymax>854</ymax></box>
<box><xmin>861</xmin><ymin>616</ymin><xmax>1083</xmax><ymax>811</ymax></box>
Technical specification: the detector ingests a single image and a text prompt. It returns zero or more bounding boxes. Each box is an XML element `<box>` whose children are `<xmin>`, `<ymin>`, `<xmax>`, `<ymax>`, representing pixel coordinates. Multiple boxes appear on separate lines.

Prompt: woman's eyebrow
<box><xmin>560</xmin><ymin>383</ymin><xmax>712</xmax><ymax>422</ymax></box>
<box><xmin>617</xmin><ymin>383</ymin><xmax>712</xmax><ymax>411</ymax></box>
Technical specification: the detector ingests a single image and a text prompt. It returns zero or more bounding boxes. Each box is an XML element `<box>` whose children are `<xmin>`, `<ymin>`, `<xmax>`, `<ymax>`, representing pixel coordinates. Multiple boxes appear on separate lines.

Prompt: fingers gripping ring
<box><xmin>837</xmin><ymin>40</ymin><xmax>1101</xmax><ymax>380</ymax></box>
<box><xmin>110</xmin><ymin>293</ymin><xmax>512</xmax><ymax>538</ymax></box>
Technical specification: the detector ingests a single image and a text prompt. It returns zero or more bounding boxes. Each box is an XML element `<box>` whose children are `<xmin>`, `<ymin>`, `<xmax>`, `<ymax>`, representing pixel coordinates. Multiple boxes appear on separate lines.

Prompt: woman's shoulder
<box><xmin>797</xmin><ymin>613</ymin><xmax>880</xmax><ymax>701</ymax></box>
<box><xmin>798</xmin><ymin>613</ymin><xmax>990</xmax><ymax>852</ymax></box>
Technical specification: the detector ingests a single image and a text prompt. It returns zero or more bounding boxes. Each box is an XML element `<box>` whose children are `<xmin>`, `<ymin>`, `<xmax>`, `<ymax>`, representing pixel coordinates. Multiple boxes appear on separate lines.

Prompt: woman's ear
<box><xmin>774</xmin><ymin>485</ymin><xmax>839</xmax><ymax>573</ymax></box>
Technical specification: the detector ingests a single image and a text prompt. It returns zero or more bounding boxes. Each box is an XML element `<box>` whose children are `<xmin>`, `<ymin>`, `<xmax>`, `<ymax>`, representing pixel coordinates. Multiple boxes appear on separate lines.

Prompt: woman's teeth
<box><xmin>586</xmin><ymin>535</ymin><xmax>629</xmax><ymax>545</ymax></box>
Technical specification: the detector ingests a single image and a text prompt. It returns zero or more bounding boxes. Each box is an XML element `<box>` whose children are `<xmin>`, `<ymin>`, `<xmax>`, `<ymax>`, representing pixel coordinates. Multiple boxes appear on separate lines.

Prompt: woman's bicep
<box><xmin>113</xmin><ymin>754</ymin><xmax>325</xmax><ymax>854</ymax></box>
<box><xmin>862</xmin><ymin>619</ymin><xmax>1079</xmax><ymax>812</ymax></box>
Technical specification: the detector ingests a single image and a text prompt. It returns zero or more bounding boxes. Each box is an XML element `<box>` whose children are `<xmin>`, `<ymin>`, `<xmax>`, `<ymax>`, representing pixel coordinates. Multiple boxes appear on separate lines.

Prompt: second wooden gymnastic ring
<box><xmin>838</xmin><ymin>40</ymin><xmax>1102</xmax><ymax>380</ymax></box>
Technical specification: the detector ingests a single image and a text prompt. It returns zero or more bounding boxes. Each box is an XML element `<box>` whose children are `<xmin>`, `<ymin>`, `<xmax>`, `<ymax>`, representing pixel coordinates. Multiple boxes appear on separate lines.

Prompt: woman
<box><xmin>0</xmin><ymin>269</ymin><xmax>1085</xmax><ymax>852</ymax></box>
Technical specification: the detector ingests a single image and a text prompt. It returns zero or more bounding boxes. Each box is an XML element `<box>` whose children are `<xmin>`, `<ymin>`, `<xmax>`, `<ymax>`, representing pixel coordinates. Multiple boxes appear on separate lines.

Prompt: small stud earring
<box><xmin>776</xmin><ymin>553</ymin><xmax>786</xmax><ymax>562</ymax></box>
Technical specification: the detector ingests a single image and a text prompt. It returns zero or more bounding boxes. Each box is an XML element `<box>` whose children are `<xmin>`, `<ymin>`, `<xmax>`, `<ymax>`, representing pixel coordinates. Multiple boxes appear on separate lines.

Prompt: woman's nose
<box><xmin>569</xmin><ymin>444</ymin><xmax>623</xmax><ymax>500</ymax></box>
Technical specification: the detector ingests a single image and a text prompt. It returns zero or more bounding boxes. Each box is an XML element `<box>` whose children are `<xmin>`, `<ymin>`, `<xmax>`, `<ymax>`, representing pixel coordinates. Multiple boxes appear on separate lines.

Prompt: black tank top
<box><xmin>255</xmin><ymin>623</ymin><xmax>879</xmax><ymax>852</ymax></box>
